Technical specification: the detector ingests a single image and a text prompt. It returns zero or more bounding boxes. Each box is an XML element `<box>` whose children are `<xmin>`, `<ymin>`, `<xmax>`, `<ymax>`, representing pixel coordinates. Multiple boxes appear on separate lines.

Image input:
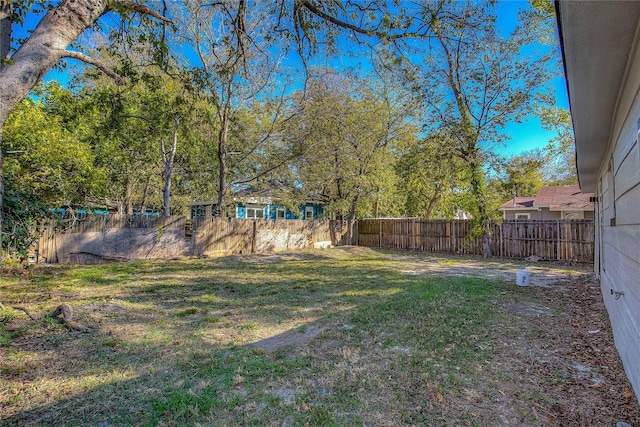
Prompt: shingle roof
<box><xmin>499</xmin><ymin>197</ymin><xmax>535</xmax><ymax>209</ymax></box>
<box><xmin>534</xmin><ymin>185</ymin><xmax>594</xmax><ymax>210</ymax></box>
<box><xmin>499</xmin><ymin>185</ymin><xmax>594</xmax><ymax>211</ymax></box>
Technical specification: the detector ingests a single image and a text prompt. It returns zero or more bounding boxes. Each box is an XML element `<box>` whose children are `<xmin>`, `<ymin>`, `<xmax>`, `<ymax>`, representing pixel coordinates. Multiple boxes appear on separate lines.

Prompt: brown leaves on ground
<box><xmin>502</xmin><ymin>276</ymin><xmax>640</xmax><ymax>426</ymax></box>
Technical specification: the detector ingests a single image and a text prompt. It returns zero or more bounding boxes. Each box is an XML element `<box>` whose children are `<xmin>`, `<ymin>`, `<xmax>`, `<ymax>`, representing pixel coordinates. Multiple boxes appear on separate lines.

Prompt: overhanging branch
<box><xmin>60</xmin><ymin>50</ymin><xmax>125</xmax><ymax>85</ymax></box>
<box><xmin>110</xmin><ymin>0</ymin><xmax>172</xmax><ymax>23</ymax></box>
<box><xmin>300</xmin><ymin>0</ymin><xmax>429</xmax><ymax>40</ymax></box>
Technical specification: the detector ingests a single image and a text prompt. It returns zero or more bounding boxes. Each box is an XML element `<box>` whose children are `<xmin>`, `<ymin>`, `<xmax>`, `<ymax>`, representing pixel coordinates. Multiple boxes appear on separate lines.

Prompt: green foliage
<box><xmin>536</xmin><ymin>105</ymin><xmax>578</xmax><ymax>185</ymax></box>
<box><xmin>286</xmin><ymin>70</ymin><xmax>416</xmax><ymax>220</ymax></box>
<box><xmin>385</xmin><ymin>1</ymin><xmax>555</xmax><ymax>228</ymax></box>
<box><xmin>0</xmin><ymin>0</ymin><xmax>565</xmax><ymax>242</ymax></box>
<box><xmin>396</xmin><ymin>133</ymin><xmax>469</xmax><ymax>219</ymax></box>
<box><xmin>3</xmin><ymin>86</ymin><xmax>105</xmax><ymax>205</ymax></box>
<box><xmin>1</xmin><ymin>171</ymin><xmax>50</xmax><ymax>257</ymax></box>
<box><xmin>491</xmin><ymin>151</ymin><xmax>545</xmax><ymax>201</ymax></box>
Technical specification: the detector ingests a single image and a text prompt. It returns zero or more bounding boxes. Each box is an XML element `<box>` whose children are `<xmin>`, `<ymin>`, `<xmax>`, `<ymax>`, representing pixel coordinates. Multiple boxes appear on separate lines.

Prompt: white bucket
<box><xmin>516</xmin><ymin>269</ymin><xmax>531</xmax><ymax>286</ymax></box>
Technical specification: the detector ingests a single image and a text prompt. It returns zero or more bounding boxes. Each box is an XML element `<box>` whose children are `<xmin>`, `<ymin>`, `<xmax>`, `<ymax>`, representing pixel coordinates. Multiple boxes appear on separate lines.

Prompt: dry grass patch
<box><xmin>0</xmin><ymin>248</ymin><xmax>638</xmax><ymax>426</ymax></box>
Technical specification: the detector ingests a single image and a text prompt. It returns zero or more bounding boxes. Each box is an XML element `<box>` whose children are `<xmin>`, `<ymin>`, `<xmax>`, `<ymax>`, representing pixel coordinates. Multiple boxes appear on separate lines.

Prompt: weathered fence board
<box><xmin>38</xmin><ymin>215</ymin><xmax>339</xmax><ymax>263</ymax></box>
<box><xmin>192</xmin><ymin>218</ymin><xmax>254</xmax><ymax>256</ymax></box>
<box><xmin>357</xmin><ymin>219</ymin><xmax>594</xmax><ymax>263</ymax></box>
<box><xmin>193</xmin><ymin>218</ymin><xmax>335</xmax><ymax>256</ymax></box>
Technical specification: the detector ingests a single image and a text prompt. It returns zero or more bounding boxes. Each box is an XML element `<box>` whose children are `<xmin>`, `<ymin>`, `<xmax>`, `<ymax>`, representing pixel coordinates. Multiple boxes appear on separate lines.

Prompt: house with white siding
<box><xmin>556</xmin><ymin>1</ymin><xmax>640</xmax><ymax>403</ymax></box>
<box><xmin>499</xmin><ymin>185</ymin><xmax>594</xmax><ymax>220</ymax></box>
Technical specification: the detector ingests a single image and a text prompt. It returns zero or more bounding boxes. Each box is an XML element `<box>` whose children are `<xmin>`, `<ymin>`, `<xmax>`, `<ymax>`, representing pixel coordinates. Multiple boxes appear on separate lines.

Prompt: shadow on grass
<box><xmin>1</xmin><ymin>254</ymin><xmax>516</xmax><ymax>426</ymax></box>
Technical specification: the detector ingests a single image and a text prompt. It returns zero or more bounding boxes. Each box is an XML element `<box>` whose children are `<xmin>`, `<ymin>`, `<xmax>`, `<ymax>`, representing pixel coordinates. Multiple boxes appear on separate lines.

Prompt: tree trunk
<box><xmin>468</xmin><ymin>154</ymin><xmax>488</xmax><ymax>222</ymax></box>
<box><xmin>374</xmin><ymin>186</ymin><xmax>380</xmax><ymax>218</ymax></box>
<box><xmin>1</xmin><ymin>1</ymin><xmax>11</xmax><ymax>67</ymax></box>
<box><xmin>345</xmin><ymin>193</ymin><xmax>360</xmax><ymax>245</ymax></box>
<box><xmin>437</xmin><ymin>31</ymin><xmax>492</xmax><ymax>259</ymax></box>
<box><xmin>0</xmin><ymin>0</ymin><xmax>111</xmax><ymax>125</ymax></box>
<box><xmin>216</xmin><ymin>110</ymin><xmax>230</xmax><ymax>217</ymax></box>
<box><xmin>124</xmin><ymin>178</ymin><xmax>134</xmax><ymax>215</ymax></box>
<box><xmin>1</xmin><ymin>1</ymin><xmax>12</xmax><ymax>259</ymax></box>
<box><xmin>0</xmin><ymin>124</ymin><xmax>4</xmax><ymax>260</ymax></box>
<box><xmin>161</xmin><ymin>116</ymin><xmax>179</xmax><ymax>217</ymax></box>
<box><xmin>424</xmin><ymin>192</ymin><xmax>442</xmax><ymax>219</ymax></box>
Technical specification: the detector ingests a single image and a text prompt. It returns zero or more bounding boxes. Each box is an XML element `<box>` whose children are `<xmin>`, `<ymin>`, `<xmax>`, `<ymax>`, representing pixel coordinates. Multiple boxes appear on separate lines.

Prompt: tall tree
<box><xmin>174</xmin><ymin>1</ymin><xmax>307</xmax><ymax>215</ymax></box>
<box><xmin>289</xmin><ymin>71</ymin><xmax>414</xmax><ymax>240</ymax></box>
<box><xmin>0</xmin><ymin>0</ymin><xmax>170</xmax><ymax>258</ymax></box>
<box><xmin>402</xmin><ymin>1</ymin><xmax>554</xmax><ymax>255</ymax></box>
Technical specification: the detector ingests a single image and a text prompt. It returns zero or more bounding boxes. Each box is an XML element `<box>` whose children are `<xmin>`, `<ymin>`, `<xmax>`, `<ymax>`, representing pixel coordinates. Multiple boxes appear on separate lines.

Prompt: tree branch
<box><xmin>110</xmin><ymin>0</ymin><xmax>172</xmax><ymax>23</ymax></box>
<box><xmin>60</xmin><ymin>50</ymin><xmax>125</xmax><ymax>85</ymax></box>
<box><xmin>300</xmin><ymin>0</ymin><xmax>426</xmax><ymax>40</ymax></box>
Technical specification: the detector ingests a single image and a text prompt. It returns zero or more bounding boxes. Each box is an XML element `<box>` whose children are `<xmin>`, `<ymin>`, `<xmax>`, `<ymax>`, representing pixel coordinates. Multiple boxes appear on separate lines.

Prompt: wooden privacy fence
<box><xmin>38</xmin><ymin>215</ymin><xmax>189</xmax><ymax>263</ymax></box>
<box><xmin>500</xmin><ymin>220</ymin><xmax>595</xmax><ymax>262</ymax></box>
<box><xmin>37</xmin><ymin>215</ymin><xmax>342</xmax><ymax>263</ymax></box>
<box><xmin>192</xmin><ymin>217</ymin><xmax>338</xmax><ymax>257</ymax></box>
<box><xmin>357</xmin><ymin>219</ymin><xmax>595</xmax><ymax>263</ymax></box>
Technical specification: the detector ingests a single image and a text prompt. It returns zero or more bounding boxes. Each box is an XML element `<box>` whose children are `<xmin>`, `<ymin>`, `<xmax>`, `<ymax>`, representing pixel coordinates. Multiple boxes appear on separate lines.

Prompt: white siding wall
<box><xmin>598</xmin><ymin>40</ymin><xmax>640</xmax><ymax>399</ymax></box>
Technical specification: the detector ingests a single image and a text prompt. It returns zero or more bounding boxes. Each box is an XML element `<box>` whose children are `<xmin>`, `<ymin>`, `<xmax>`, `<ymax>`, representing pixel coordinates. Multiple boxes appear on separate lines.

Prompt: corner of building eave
<box><xmin>554</xmin><ymin>1</ymin><xmax>586</xmax><ymax>192</ymax></box>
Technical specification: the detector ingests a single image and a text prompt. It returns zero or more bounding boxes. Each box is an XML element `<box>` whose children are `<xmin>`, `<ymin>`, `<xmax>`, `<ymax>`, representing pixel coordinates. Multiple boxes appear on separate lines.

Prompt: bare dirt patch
<box><xmin>389</xmin><ymin>250</ymin><xmax>591</xmax><ymax>287</ymax></box>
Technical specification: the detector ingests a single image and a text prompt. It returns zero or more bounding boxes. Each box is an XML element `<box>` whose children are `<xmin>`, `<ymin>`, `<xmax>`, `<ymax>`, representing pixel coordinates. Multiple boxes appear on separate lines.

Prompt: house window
<box><xmin>246</xmin><ymin>205</ymin><xmax>264</xmax><ymax>219</ymax></box>
<box><xmin>515</xmin><ymin>213</ymin><xmax>530</xmax><ymax>220</ymax></box>
<box><xmin>305</xmin><ymin>206</ymin><xmax>314</xmax><ymax>220</ymax></box>
<box><xmin>277</xmin><ymin>208</ymin><xmax>286</xmax><ymax>219</ymax></box>
<box><xmin>192</xmin><ymin>206</ymin><xmax>206</xmax><ymax>218</ymax></box>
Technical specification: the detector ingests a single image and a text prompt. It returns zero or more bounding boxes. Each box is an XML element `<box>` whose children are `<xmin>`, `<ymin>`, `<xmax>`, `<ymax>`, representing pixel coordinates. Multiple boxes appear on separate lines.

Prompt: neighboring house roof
<box><xmin>499</xmin><ymin>197</ymin><xmax>535</xmax><ymax>210</ymax></box>
<box><xmin>499</xmin><ymin>185</ymin><xmax>594</xmax><ymax>211</ymax></box>
<box><xmin>534</xmin><ymin>185</ymin><xmax>593</xmax><ymax>211</ymax></box>
<box><xmin>555</xmin><ymin>1</ymin><xmax>640</xmax><ymax>191</ymax></box>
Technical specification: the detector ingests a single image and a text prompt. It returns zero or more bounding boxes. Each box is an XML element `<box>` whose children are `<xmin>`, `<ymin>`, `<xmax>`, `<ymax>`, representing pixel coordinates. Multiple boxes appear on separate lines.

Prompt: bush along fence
<box><xmin>37</xmin><ymin>215</ymin><xmax>344</xmax><ymax>264</ymax></box>
<box><xmin>357</xmin><ymin>218</ymin><xmax>595</xmax><ymax>263</ymax></box>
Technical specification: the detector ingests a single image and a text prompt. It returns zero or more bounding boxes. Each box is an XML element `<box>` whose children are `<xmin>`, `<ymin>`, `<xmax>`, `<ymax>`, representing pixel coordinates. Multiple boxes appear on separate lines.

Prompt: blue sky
<box><xmin>495</xmin><ymin>1</ymin><xmax>569</xmax><ymax>157</ymax></box>
<box><xmin>297</xmin><ymin>1</ymin><xmax>569</xmax><ymax>157</ymax></box>
<box><xmin>32</xmin><ymin>0</ymin><xmax>568</xmax><ymax>158</ymax></box>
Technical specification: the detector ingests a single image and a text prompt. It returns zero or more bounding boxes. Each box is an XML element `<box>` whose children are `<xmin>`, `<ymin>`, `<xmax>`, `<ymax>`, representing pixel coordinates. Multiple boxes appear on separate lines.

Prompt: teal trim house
<box><xmin>236</xmin><ymin>203</ymin><xmax>323</xmax><ymax>220</ymax></box>
<box><xmin>188</xmin><ymin>183</ymin><xmax>325</xmax><ymax>220</ymax></box>
<box><xmin>188</xmin><ymin>201</ymin><xmax>324</xmax><ymax>220</ymax></box>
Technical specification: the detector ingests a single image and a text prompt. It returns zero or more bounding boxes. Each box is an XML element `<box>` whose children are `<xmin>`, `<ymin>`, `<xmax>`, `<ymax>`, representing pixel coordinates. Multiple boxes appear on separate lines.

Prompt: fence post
<box><xmin>499</xmin><ymin>223</ymin><xmax>503</xmax><ymax>258</ymax></box>
<box><xmin>556</xmin><ymin>220</ymin><xmax>561</xmax><ymax>261</ymax></box>
<box><xmin>413</xmin><ymin>219</ymin><xmax>416</xmax><ymax>251</ymax></box>
<box><xmin>251</xmin><ymin>220</ymin><xmax>257</xmax><ymax>254</ymax></box>
<box><xmin>379</xmin><ymin>219</ymin><xmax>382</xmax><ymax>248</ymax></box>
<box><xmin>451</xmin><ymin>220</ymin><xmax>456</xmax><ymax>254</ymax></box>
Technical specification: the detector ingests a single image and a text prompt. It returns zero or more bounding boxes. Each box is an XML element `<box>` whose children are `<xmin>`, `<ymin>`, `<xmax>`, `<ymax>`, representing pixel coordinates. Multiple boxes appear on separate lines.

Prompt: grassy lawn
<box><xmin>0</xmin><ymin>248</ymin><xmax>637</xmax><ymax>426</ymax></box>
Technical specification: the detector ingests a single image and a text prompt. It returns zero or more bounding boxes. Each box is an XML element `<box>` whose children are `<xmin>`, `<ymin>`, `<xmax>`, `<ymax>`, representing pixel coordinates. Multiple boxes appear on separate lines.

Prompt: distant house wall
<box><xmin>503</xmin><ymin>210</ymin><xmax>538</xmax><ymax>220</ymax></box>
<box><xmin>503</xmin><ymin>208</ymin><xmax>594</xmax><ymax>221</ymax></box>
<box><xmin>595</xmin><ymin>37</ymin><xmax>640</xmax><ymax>400</ymax></box>
<box><xmin>539</xmin><ymin>209</ymin><xmax>560</xmax><ymax>220</ymax></box>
